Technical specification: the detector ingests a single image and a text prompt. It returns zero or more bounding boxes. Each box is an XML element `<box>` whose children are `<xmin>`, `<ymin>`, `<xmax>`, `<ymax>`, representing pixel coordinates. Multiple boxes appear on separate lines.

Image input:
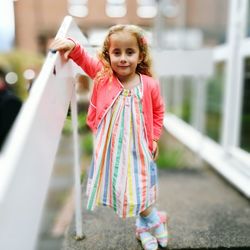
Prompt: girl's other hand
<box><xmin>49</xmin><ymin>38</ymin><xmax>76</xmax><ymax>60</ymax></box>
<box><xmin>152</xmin><ymin>140</ymin><xmax>159</xmax><ymax>161</ymax></box>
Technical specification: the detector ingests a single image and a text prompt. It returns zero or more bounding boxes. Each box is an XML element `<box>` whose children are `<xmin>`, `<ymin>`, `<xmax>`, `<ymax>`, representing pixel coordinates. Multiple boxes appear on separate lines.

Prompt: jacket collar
<box><xmin>114</xmin><ymin>73</ymin><xmax>144</xmax><ymax>92</ymax></box>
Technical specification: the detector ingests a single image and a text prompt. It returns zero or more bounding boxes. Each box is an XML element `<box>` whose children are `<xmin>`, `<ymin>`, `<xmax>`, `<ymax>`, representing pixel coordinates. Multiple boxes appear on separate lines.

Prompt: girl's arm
<box><xmin>151</xmin><ymin>81</ymin><xmax>164</xmax><ymax>160</ymax></box>
<box><xmin>49</xmin><ymin>38</ymin><xmax>102</xmax><ymax>79</ymax></box>
<box><xmin>151</xmin><ymin>80</ymin><xmax>165</xmax><ymax>142</ymax></box>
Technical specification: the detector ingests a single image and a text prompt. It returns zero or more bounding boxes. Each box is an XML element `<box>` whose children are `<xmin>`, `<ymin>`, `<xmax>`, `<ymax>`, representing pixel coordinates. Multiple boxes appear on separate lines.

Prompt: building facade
<box><xmin>14</xmin><ymin>0</ymin><xmax>228</xmax><ymax>54</ymax></box>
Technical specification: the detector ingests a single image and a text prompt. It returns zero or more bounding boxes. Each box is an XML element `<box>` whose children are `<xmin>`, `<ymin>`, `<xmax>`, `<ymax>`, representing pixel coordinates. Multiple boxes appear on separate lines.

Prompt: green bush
<box><xmin>81</xmin><ymin>132</ymin><xmax>93</xmax><ymax>156</ymax></box>
<box><xmin>156</xmin><ymin>148</ymin><xmax>183</xmax><ymax>169</ymax></box>
<box><xmin>62</xmin><ymin>117</ymin><xmax>72</xmax><ymax>135</ymax></box>
<box><xmin>0</xmin><ymin>49</ymin><xmax>44</xmax><ymax>100</ymax></box>
<box><xmin>78</xmin><ymin>112</ymin><xmax>88</xmax><ymax>132</ymax></box>
<box><xmin>62</xmin><ymin>111</ymin><xmax>88</xmax><ymax>135</ymax></box>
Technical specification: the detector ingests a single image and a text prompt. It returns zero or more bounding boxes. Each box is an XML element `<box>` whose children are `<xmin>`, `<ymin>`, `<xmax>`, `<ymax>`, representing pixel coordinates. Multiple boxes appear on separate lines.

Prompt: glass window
<box><xmin>137</xmin><ymin>6</ymin><xmax>157</xmax><ymax>18</ymax></box>
<box><xmin>106</xmin><ymin>2</ymin><xmax>126</xmax><ymax>18</ymax></box>
<box><xmin>137</xmin><ymin>0</ymin><xmax>157</xmax><ymax>18</ymax></box>
<box><xmin>204</xmin><ymin>62</ymin><xmax>225</xmax><ymax>142</ymax></box>
<box><xmin>68</xmin><ymin>0</ymin><xmax>88</xmax><ymax>18</ymax></box>
<box><xmin>240</xmin><ymin>58</ymin><xmax>250</xmax><ymax>152</ymax></box>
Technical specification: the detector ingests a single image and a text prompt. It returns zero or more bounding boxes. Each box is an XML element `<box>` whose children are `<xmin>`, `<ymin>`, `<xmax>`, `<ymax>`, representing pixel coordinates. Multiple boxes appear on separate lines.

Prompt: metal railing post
<box><xmin>70</xmin><ymin>83</ymin><xmax>85</xmax><ymax>240</ymax></box>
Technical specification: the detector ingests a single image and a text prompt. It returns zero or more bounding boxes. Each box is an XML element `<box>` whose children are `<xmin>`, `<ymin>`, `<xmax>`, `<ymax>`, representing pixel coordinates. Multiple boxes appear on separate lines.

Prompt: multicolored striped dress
<box><xmin>86</xmin><ymin>84</ymin><xmax>158</xmax><ymax>218</ymax></box>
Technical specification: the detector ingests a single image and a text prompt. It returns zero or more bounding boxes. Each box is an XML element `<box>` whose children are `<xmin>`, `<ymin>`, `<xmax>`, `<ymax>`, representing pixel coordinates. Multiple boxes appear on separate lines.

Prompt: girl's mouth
<box><xmin>118</xmin><ymin>65</ymin><xmax>129</xmax><ymax>68</ymax></box>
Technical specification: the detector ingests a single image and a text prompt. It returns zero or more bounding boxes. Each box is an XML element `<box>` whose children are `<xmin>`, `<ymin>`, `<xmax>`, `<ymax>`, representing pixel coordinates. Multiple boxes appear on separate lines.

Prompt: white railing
<box><xmin>160</xmin><ymin>0</ymin><xmax>250</xmax><ymax>198</ymax></box>
<box><xmin>0</xmin><ymin>16</ymin><xmax>89</xmax><ymax>250</ymax></box>
<box><xmin>157</xmin><ymin>47</ymin><xmax>250</xmax><ymax>198</ymax></box>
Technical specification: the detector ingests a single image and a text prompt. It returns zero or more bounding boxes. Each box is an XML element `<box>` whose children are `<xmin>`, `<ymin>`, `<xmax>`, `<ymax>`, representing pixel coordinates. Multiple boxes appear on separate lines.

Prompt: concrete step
<box><xmin>62</xmin><ymin>166</ymin><xmax>250</xmax><ymax>250</ymax></box>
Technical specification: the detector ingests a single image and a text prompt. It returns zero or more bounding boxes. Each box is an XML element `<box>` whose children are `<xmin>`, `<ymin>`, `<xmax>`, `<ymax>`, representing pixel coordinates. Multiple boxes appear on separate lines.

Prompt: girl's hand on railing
<box><xmin>49</xmin><ymin>38</ymin><xmax>76</xmax><ymax>60</ymax></box>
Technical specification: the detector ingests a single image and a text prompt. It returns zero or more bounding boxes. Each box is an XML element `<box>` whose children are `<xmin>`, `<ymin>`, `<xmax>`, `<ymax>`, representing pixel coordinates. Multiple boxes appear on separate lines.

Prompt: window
<box><xmin>106</xmin><ymin>0</ymin><xmax>126</xmax><ymax>18</ymax></box>
<box><xmin>68</xmin><ymin>0</ymin><xmax>88</xmax><ymax>18</ymax></box>
<box><xmin>137</xmin><ymin>0</ymin><xmax>157</xmax><ymax>18</ymax></box>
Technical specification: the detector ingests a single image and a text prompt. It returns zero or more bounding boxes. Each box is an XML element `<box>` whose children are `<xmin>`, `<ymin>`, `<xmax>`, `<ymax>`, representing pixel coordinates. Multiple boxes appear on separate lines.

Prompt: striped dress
<box><xmin>86</xmin><ymin>84</ymin><xmax>158</xmax><ymax>218</ymax></box>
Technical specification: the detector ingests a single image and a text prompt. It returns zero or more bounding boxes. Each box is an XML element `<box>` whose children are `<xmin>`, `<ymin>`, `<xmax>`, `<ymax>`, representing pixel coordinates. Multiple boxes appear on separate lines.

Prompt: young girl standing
<box><xmin>50</xmin><ymin>24</ymin><xmax>168</xmax><ymax>250</ymax></box>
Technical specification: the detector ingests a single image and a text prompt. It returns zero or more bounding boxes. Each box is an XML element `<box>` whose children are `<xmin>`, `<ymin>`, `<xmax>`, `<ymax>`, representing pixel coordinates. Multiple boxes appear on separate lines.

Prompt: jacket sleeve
<box><xmin>68</xmin><ymin>41</ymin><xmax>102</xmax><ymax>79</ymax></box>
<box><xmin>151</xmin><ymin>80</ymin><xmax>165</xmax><ymax>141</ymax></box>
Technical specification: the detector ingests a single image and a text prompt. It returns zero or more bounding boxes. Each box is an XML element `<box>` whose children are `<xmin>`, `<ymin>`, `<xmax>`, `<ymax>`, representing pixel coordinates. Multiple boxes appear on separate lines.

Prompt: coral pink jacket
<box><xmin>69</xmin><ymin>43</ymin><xmax>165</xmax><ymax>152</ymax></box>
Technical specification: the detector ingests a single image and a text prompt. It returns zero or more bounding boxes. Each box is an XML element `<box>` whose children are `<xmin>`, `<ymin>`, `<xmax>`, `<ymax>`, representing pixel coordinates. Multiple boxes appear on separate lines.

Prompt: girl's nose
<box><xmin>120</xmin><ymin>53</ymin><xmax>127</xmax><ymax>63</ymax></box>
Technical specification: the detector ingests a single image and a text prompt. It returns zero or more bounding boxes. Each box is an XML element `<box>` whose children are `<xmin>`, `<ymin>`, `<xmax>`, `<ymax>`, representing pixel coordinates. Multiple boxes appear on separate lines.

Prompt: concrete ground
<box><xmin>62</xmin><ymin>166</ymin><xmax>250</xmax><ymax>250</ymax></box>
<box><xmin>36</xmin><ymin>135</ymin><xmax>75</xmax><ymax>250</ymax></box>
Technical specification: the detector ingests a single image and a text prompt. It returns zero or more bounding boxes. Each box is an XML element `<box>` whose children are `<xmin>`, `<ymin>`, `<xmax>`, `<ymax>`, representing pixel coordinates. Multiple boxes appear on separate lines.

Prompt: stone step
<box><xmin>62</xmin><ymin>167</ymin><xmax>250</xmax><ymax>250</ymax></box>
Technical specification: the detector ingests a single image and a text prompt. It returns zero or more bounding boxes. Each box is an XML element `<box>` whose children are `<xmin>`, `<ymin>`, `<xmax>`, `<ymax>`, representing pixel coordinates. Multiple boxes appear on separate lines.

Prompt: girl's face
<box><xmin>108</xmin><ymin>31</ymin><xmax>142</xmax><ymax>83</ymax></box>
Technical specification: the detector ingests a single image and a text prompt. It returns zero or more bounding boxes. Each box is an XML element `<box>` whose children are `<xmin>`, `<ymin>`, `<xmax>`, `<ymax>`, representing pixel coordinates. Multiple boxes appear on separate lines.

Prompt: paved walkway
<box><xmin>36</xmin><ymin>135</ymin><xmax>75</xmax><ymax>250</ymax></box>
<box><xmin>62</xmin><ymin>165</ymin><xmax>250</xmax><ymax>250</ymax></box>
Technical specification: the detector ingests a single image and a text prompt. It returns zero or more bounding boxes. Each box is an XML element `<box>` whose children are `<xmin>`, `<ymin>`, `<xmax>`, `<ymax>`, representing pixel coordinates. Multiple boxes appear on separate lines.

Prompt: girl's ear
<box><xmin>104</xmin><ymin>50</ymin><xmax>110</xmax><ymax>63</ymax></box>
<box><xmin>138</xmin><ymin>53</ymin><xmax>144</xmax><ymax>64</ymax></box>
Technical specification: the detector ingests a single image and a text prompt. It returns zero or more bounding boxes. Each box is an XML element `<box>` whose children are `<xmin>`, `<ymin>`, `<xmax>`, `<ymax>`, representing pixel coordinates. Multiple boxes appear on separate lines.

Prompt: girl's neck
<box><xmin>118</xmin><ymin>73</ymin><xmax>140</xmax><ymax>89</ymax></box>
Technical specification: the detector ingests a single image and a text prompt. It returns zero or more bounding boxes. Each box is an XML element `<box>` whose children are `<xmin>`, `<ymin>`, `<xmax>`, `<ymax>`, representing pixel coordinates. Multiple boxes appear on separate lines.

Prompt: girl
<box><xmin>50</xmin><ymin>24</ymin><xmax>168</xmax><ymax>250</ymax></box>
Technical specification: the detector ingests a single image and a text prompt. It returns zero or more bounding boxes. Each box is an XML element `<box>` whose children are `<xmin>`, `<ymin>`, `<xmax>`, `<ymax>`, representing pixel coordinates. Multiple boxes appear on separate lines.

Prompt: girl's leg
<box><xmin>140</xmin><ymin>207</ymin><xmax>168</xmax><ymax>248</ymax></box>
<box><xmin>140</xmin><ymin>206</ymin><xmax>153</xmax><ymax>217</ymax></box>
<box><xmin>136</xmin><ymin>206</ymin><xmax>158</xmax><ymax>250</ymax></box>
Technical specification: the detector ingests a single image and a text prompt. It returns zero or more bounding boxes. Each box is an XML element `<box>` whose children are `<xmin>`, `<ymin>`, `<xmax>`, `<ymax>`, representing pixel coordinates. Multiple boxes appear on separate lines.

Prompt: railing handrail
<box><xmin>0</xmin><ymin>16</ymin><xmax>88</xmax><ymax>250</ymax></box>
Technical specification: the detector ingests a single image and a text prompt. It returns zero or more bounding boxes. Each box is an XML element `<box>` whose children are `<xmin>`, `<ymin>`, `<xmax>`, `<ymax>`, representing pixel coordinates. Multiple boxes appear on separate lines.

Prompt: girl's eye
<box><xmin>113</xmin><ymin>50</ymin><xmax>121</xmax><ymax>56</ymax></box>
<box><xmin>127</xmin><ymin>50</ymin><xmax>134</xmax><ymax>55</ymax></box>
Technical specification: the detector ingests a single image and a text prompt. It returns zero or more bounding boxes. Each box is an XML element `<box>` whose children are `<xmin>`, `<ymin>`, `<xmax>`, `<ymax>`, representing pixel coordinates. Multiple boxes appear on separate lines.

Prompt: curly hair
<box><xmin>95</xmin><ymin>24</ymin><xmax>154</xmax><ymax>83</ymax></box>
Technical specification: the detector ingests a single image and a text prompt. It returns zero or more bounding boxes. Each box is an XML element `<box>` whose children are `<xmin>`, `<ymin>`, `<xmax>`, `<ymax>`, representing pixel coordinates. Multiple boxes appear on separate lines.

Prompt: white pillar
<box><xmin>70</xmin><ymin>84</ymin><xmax>84</xmax><ymax>240</ymax></box>
<box><xmin>221</xmin><ymin>0</ymin><xmax>248</xmax><ymax>151</ymax></box>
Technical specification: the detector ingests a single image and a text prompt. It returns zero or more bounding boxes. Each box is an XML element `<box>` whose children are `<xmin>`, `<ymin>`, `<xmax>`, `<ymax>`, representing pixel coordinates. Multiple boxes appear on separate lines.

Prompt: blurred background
<box><xmin>0</xmin><ymin>0</ymin><xmax>230</xmax><ymax>148</ymax></box>
<box><xmin>0</xmin><ymin>0</ymin><xmax>228</xmax><ymax>99</ymax></box>
<box><xmin>0</xmin><ymin>0</ymin><xmax>249</xmax><ymax>250</ymax></box>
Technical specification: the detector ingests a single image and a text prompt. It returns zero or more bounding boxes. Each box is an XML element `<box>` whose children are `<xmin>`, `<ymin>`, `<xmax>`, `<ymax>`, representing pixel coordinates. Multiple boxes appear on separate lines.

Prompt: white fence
<box><xmin>157</xmin><ymin>45</ymin><xmax>250</xmax><ymax>198</ymax></box>
<box><xmin>0</xmin><ymin>16</ymin><xmax>89</xmax><ymax>250</ymax></box>
<box><xmin>161</xmin><ymin>0</ymin><xmax>250</xmax><ymax>198</ymax></box>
